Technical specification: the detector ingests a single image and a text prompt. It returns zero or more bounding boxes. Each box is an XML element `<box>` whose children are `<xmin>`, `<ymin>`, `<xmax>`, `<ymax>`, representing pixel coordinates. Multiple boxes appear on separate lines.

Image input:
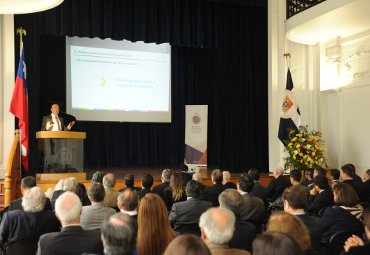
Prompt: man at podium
<box><xmin>41</xmin><ymin>103</ymin><xmax>75</xmax><ymax>131</ymax></box>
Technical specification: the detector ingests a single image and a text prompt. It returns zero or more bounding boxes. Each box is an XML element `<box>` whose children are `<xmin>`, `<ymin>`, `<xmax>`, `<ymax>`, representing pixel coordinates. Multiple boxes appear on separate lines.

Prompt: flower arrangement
<box><xmin>284</xmin><ymin>126</ymin><xmax>326</xmax><ymax>172</ymax></box>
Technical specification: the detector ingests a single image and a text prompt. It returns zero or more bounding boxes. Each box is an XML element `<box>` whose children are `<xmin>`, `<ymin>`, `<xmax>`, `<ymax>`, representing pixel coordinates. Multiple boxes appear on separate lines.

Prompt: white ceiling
<box><xmin>0</xmin><ymin>0</ymin><xmax>63</xmax><ymax>14</ymax></box>
<box><xmin>286</xmin><ymin>0</ymin><xmax>370</xmax><ymax>45</ymax></box>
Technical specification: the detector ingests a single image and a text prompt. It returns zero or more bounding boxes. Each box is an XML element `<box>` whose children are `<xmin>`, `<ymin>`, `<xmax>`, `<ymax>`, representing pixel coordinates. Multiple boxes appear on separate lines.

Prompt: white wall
<box><xmin>0</xmin><ymin>15</ymin><xmax>15</xmax><ymax>178</ymax></box>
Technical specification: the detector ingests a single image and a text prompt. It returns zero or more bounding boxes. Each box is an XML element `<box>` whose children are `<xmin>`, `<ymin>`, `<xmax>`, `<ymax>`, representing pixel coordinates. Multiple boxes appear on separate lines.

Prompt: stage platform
<box><xmin>36</xmin><ymin>167</ymin><xmax>275</xmax><ymax>192</ymax></box>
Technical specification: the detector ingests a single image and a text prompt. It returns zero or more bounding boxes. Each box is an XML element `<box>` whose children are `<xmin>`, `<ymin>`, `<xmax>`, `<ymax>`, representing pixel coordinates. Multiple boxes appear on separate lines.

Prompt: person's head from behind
<box><xmin>50</xmin><ymin>103</ymin><xmax>60</xmax><ymax>115</ymax></box>
<box><xmin>101</xmin><ymin>213</ymin><xmax>137</xmax><ymax>255</ymax></box>
<box><xmin>103</xmin><ymin>173</ymin><xmax>116</xmax><ymax>188</ymax></box>
<box><xmin>199</xmin><ymin>207</ymin><xmax>235</xmax><ymax>245</ymax></box>
<box><xmin>137</xmin><ymin>194</ymin><xmax>175</xmax><ymax>255</ymax></box>
<box><xmin>328</xmin><ymin>168</ymin><xmax>340</xmax><ymax>182</ymax></box>
<box><xmin>20</xmin><ymin>176</ymin><xmax>36</xmax><ymax>195</ymax></box>
<box><xmin>237</xmin><ymin>173</ymin><xmax>254</xmax><ymax>193</ymax></box>
<box><xmin>332</xmin><ymin>182</ymin><xmax>359</xmax><ymax>207</ymax></box>
<box><xmin>222</xmin><ymin>171</ymin><xmax>231</xmax><ymax>184</ymax></box>
<box><xmin>282</xmin><ymin>185</ymin><xmax>308</xmax><ymax>213</ymax></box>
<box><xmin>341</xmin><ymin>164</ymin><xmax>355</xmax><ymax>180</ymax></box>
<box><xmin>124</xmin><ymin>174</ymin><xmax>135</xmax><ymax>188</ymax></box>
<box><xmin>161</xmin><ymin>169</ymin><xmax>172</xmax><ymax>183</ymax></box>
<box><xmin>273</xmin><ymin>166</ymin><xmax>284</xmax><ymax>178</ymax></box>
<box><xmin>91</xmin><ymin>170</ymin><xmax>104</xmax><ymax>184</ymax></box>
<box><xmin>267</xmin><ymin>212</ymin><xmax>310</xmax><ymax>252</ymax></box>
<box><xmin>248</xmin><ymin>168</ymin><xmax>260</xmax><ymax>181</ymax></box>
<box><xmin>211</xmin><ymin>169</ymin><xmax>223</xmax><ymax>184</ymax></box>
<box><xmin>313</xmin><ymin>174</ymin><xmax>329</xmax><ymax>191</ymax></box>
<box><xmin>63</xmin><ymin>177</ymin><xmax>77</xmax><ymax>192</ymax></box>
<box><xmin>22</xmin><ymin>187</ymin><xmax>46</xmax><ymax>212</ymax></box>
<box><xmin>74</xmin><ymin>182</ymin><xmax>87</xmax><ymax>203</ymax></box>
<box><xmin>313</xmin><ymin>167</ymin><xmax>326</xmax><ymax>177</ymax></box>
<box><xmin>169</xmin><ymin>172</ymin><xmax>184</xmax><ymax>199</ymax></box>
<box><xmin>87</xmin><ymin>183</ymin><xmax>105</xmax><ymax>203</ymax></box>
<box><xmin>117</xmin><ymin>189</ymin><xmax>138</xmax><ymax>212</ymax></box>
<box><xmin>55</xmin><ymin>191</ymin><xmax>82</xmax><ymax>226</ymax></box>
<box><xmin>289</xmin><ymin>170</ymin><xmax>302</xmax><ymax>185</ymax></box>
<box><xmin>218</xmin><ymin>189</ymin><xmax>243</xmax><ymax>218</ymax></box>
<box><xmin>252</xmin><ymin>232</ymin><xmax>304</xmax><ymax>255</ymax></box>
<box><xmin>364</xmin><ymin>169</ymin><xmax>370</xmax><ymax>181</ymax></box>
<box><xmin>185</xmin><ymin>180</ymin><xmax>203</xmax><ymax>199</ymax></box>
<box><xmin>192</xmin><ymin>172</ymin><xmax>203</xmax><ymax>183</ymax></box>
<box><xmin>164</xmin><ymin>234</ymin><xmax>211</xmax><ymax>255</ymax></box>
<box><xmin>141</xmin><ymin>174</ymin><xmax>153</xmax><ymax>190</ymax></box>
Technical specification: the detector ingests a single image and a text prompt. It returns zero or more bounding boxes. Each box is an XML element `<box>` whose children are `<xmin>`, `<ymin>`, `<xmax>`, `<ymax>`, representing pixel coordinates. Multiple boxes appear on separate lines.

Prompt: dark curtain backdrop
<box><xmin>14</xmin><ymin>0</ymin><xmax>268</xmax><ymax>175</ymax></box>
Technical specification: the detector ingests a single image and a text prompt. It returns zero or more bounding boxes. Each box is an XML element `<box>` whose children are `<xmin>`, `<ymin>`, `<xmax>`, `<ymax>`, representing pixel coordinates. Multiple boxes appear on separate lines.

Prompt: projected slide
<box><xmin>66</xmin><ymin>37</ymin><xmax>171</xmax><ymax>123</ymax></box>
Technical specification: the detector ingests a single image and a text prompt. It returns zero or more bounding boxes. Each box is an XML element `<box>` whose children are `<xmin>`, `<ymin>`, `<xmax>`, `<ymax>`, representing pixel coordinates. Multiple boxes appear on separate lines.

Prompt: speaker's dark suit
<box><xmin>9</xmin><ymin>197</ymin><xmax>53</xmax><ymax>211</ymax></box>
<box><xmin>201</xmin><ymin>183</ymin><xmax>226</xmax><ymax>206</ymax></box>
<box><xmin>169</xmin><ymin>197</ymin><xmax>212</xmax><ymax>230</ymax></box>
<box><xmin>37</xmin><ymin>225</ymin><xmax>103</xmax><ymax>255</ymax></box>
<box><xmin>266</xmin><ymin>175</ymin><xmax>290</xmax><ymax>201</ymax></box>
<box><xmin>0</xmin><ymin>210</ymin><xmax>61</xmax><ymax>252</ymax></box>
<box><xmin>41</xmin><ymin>115</ymin><xmax>65</xmax><ymax>131</ymax></box>
<box><xmin>307</xmin><ymin>189</ymin><xmax>334</xmax><ymax>215</ymax></box>
<box><xmin>320</xmin><ymin>207</ymin><xmax>364</xmax><ymax>243</ymax></box>
<box><xmin>152</xmin><ymin>182</ymin><xmax>169</xmax><ymax>199</ymax></box>
<box><xmin>296</xmin><ymin>213</ymin><xmax>322</xmax><ymax>255</ymax></box>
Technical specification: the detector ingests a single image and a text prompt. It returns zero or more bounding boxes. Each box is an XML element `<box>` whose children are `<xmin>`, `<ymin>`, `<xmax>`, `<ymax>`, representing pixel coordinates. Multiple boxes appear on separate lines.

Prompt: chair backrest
<box><xmin>328</xmin><ymin>230</ymin><xmax>363</xmax><ymax>255</ymax></box>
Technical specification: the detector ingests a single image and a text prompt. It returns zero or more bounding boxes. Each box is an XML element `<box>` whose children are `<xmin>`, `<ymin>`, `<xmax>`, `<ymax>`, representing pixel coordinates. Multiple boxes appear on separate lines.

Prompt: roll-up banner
<box><xmin>184</xmin><ymin>105</ymin><xmax>208</xmax><ymax>168</ymax></box>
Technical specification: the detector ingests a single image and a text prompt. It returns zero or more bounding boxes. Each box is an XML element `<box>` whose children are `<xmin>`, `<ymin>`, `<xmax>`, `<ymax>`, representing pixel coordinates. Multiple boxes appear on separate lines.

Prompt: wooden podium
<box><xmin>36</xmin><ymin>131</ymin><xmax>86</xmax><ymax>173</ymax></box>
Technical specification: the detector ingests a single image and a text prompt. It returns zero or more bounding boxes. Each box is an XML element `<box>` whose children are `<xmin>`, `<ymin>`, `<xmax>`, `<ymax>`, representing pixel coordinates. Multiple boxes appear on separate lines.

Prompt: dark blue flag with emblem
<box><xmin>278</xmin><ymin>69</ymin><xmax>301</xmax><ymax>145</ymax></box>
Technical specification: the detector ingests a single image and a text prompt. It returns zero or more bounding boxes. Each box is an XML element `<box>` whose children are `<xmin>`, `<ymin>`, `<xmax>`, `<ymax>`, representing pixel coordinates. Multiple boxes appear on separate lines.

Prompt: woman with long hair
<box><xmin>137</xmin><ymin>193</ymin><xmax>176</xmax><ymax>255</ymax></box>
<box><xmin>164</xmin><ymin>172</ymin><xmax>187</xmax><ymax>211</ymax></box>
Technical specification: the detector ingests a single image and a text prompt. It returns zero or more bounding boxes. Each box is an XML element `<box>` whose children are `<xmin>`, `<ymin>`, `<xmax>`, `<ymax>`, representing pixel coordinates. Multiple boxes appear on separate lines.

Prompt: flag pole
<box><xmin>15</xmin><ymin>27</ymin><xmax>27</xmax><ymax>175</ymax></box>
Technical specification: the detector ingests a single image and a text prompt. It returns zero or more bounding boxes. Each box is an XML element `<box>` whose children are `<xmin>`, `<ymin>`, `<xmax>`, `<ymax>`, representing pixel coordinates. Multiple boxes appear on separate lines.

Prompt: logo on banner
<box><xmin>192</xmin><ymin>112</ymin><xmax>201</xmax><ymax>124</ymax></box>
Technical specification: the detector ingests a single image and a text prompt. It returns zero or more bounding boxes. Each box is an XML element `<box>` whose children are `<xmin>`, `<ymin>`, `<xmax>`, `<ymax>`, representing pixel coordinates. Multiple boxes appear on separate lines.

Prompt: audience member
<box><xmin>328</xmin><ymin>168</ymin><xmax>340</xmax><ymax>186</ymax></box>
<box><xmin>179</xmin><ymin>164</ymin><xmax>193</xmax><ymax>187</ymax></box>
<box><xmin>201</xmin><ymin>169</ymin><xmax>226</xmax><ymax>206</ymax></box>
<box><xmin>219</xmin><ymin>189</ymin><xmax>256</xmax><ymax>251</ymax></box>
<box><xmin>164</xmin><ymin>172</ymin><xmax>187</xmax><ymax>211</ymax></box>
<box><xmin>75</xmin><ymin>182</ymin><xmax>91</xmax><ymax>206</ymax></box>
<box><xmin>192</xmin><ymin>172</ymin><xmax>206</xmax><ymax>194</ymax></box>
<box><xmin>100</xmin><ymin>213</ymin><xmax>137</xmax><ymax>255</ymax></box>
<box><xmin>8</xmin><ymin>176</ymin><xmax>52</xmax><ymax>211</ymax></box>
<box><xmin>80</xmin><ymin>183</ymin><xmax>116</xmax><ymax>230</ymax></box>
<box><xmin>343</xmin><ymin>163</ymin><xmax>363</xmax><ymax>184</ymax></box>
<box><xmin>51</xmin><ymin>177</ymin><xmax>77</xmax><ymax>210</ymax></box>
<box><xmin>320</xmin><ymin>183</ymin><xmax>364</xmax><ymax>243</ymax></box>
<box><xmin>119</xmin><ymin>174</ymin><xmax>141</xmax><ymax>192</ymax></box>
<box><xmin>282</xmin><ymin>185</ymin><xmax>322</xmax><ymax>255</ymax></box>
<box><xmin>91</xmin><ymin>170</ymin><xmax>105</xmax><ymax>184</ymax></box>
<box><xmin>252</xmin><ymin>232</ymin><xmax>304</xmax><ymax>255</ymax></box>
<box><xmin>37</xmin><ymin>191</ymin><xmax>103</xmax><ymax>255</ymax></box>
<box><xmin>363</xmin><ymin>169</ymin><xmax>370</xmax><ymax>204</ymax></box>
<box><xmin>266</xmin><ymin>166</ymin><xmax>290</xmax><ymax>202</ymax></box>
<box><xmin>222</xmin><ymin>171</ymin><xmax>236</xmax><ymax>189</ymax></box>
<box><xmin>169</xmin><ymin>180</ymin><xmax>212</xmax><ymax>235</ymax></box>
<box><xmin>332</xmin><ymin>182</ymin><xmax>363</xmax><ymax>219</ymax></box>
<box><xmin>302</xmin><ymin>169</ymin><xmax>314</xmax><ymax>187</ymax></box>
<box><xmin>137</xmin><ymin>174</ymin><xmax>153</xmax><ymax>199</ymax></box>
<box><xmin>313</xmin><ymin>167</ymin><xmax>326</xmax><ymax>177</ymax></box>
<box><xmin>152</xmin><ymin>169</ymin><xmax>172</xmax><ymax>199</ymax></box>
<box><xmin>267</xmin><ymin>211</ymin><xmax>310</xmax><ymax>252</ymax></box>
<box><xmin>237</xmin><ymin>174</ymin><xmax>265</xmax><ymax>225</ymax></box>
<box><xmin>199</xmin><ymin>207</ymin><xmax>250</xmax><ymax>255</ymax></box>
<box><xmin>117</xmin><ymin>189</ymin><xmax>139</xmax><ymax>222</ymax></box>
<box><xmin>341</xmin><ymin>165</ymin><xmax>365</xmax><ymax>201</ymax></box>
<box><xmin>307</xmin><ymin>174</ymin><xmax>334</xmax><ymax>215</ymax></box>
<box><xmin>102</xmin><ymin>173</ymin><xmax>119</xmax><ymax>208</ymax></box>
<box><xmin>248</xmin><ymin>168</ymin><xmax>268</xmax><ymax>208</ymax></box>
<box><xmin>137</xmin><ymin>194</ymin><xmax>175</xmax><ymax>255</ymax></box>
<box><xmin>289</xmin><ymin>170</ymin><xmax>309</xmax><ymax>198</ymax></box>
<box><xmin>0</xmin><ymin>187</ymin><xmax>60</xmax><ymax>253</ymax></box>
<box><xmin>344</xmin><ymin>207</ymin><xmax>370</xmax><ymax>254</ymax></box>
<box><xmin>164</xmin><ymin>234</ymin><xmax>211</xmax><ymax>255</ymax></box>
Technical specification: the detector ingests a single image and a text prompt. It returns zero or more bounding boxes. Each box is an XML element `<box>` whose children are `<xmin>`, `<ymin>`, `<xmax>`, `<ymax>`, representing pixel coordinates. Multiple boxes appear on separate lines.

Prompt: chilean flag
<box><xmin>9</xmin><ymin>42</ymin><xmax>29</xmax><ymax>171</ymax></box>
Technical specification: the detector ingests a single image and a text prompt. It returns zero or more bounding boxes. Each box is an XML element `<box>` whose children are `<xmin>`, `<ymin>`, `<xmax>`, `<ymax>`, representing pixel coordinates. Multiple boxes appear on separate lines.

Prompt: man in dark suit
<box><xmin>222</xmin><ymin>171</ymin><xmax>237</xmax><ymax>189</ymax></box>
<box><xmin>341</xmin><ymin>164</ymin><xmax>365</xmax><ymax>201</ymax></box>
<box><xmin>343</xmin><ymin>163</ymin><xmax>363</xmax><ymax>184</ymax></box>
<box><xmin>328</xmin><ymin>168</ymin><xmax>340</xmax><ymax>187</ymax></box>
<box><xmin>169</xmin><ymin>180</ymin><xmax>212</xmax><ymax>234</ymax></box>
<box><xmin>219</xmin><ymin>189</ymin><xmax>256</xmax><ymax>252</ymax></box>
<box><xmin>0</xmin><ymin>187</ymin><xmax>60</xmax><ymax>254</ymax></box>
<box><xmin>201</xmin><ymin>169</ymin><xmax>226</xmax><ymax>206</ymax></box>
<box><xmin>137</xmin><ymin>174</ymin><xmax>154</xmax><ymax>199</ymax></box>
<box><xmin>248</xmin><ymin>168</ymin><xmax>268</xmax><ymax>208</ymax></box>
<box><xmin>283</xmin><ymin>185</ymin><xmax>322</xmax><ymax>255</ymax></box>
<box><xmin>9</xmin><ymin>176</ymin><xmax>52</xmax><ymax>211</ymax></box>
<box><xmin>37</xmin><ymin>191</ymin><xmax>103</xmax><ymax>255</ymax></box>
<box><xmin>152</xmin><ymin>169</ymin><xmax>172</xmax><ymax>199</ymax></box>
<box><xmin>307</xmin><ymin>174</ymin><xmax>334</xmax><ymax>215</ymax></box>
<box><xmin>117</xmin><ymin>189</ymin><xmax>139</xmax><ymax>223</ymax></box>
<box><xmin>41</xmin><ymin>103</ymin><xmax>75</xmax><ymax>131</ymax></box>
<box><xmin>118</xmin><ymin>174</ymin><xmax>141</xmax><ymax>192</ymax></box>
<box><xmin>266</xmin><ymin>166</ymin><xmax>290</xmax><ymax>202</ymax></box>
